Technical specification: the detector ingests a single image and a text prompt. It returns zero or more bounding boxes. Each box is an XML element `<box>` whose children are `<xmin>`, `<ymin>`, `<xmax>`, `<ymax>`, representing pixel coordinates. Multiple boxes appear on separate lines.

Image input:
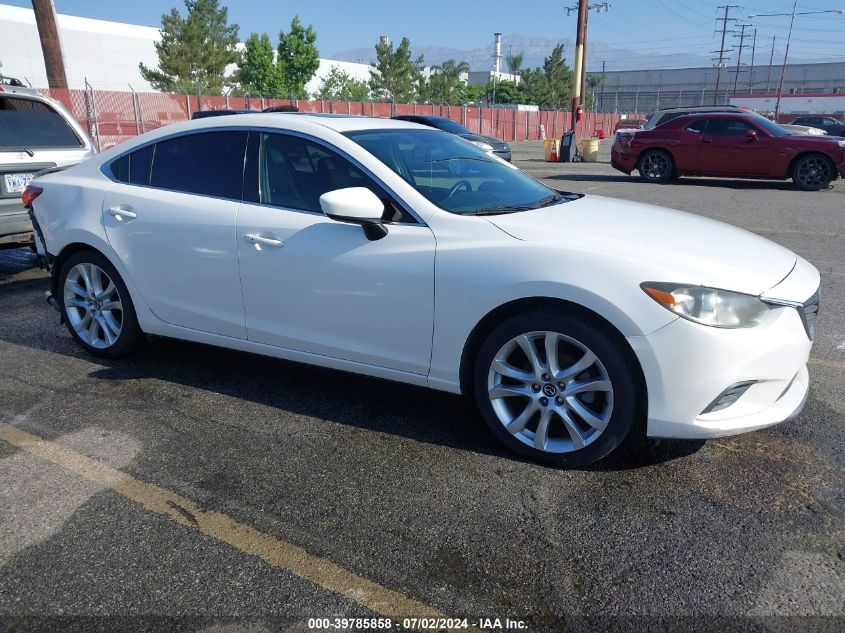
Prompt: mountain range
<box><xmin>331</xmin><ymin>33</ymin><xmax>713</xmax><ymax>72</ymax></box>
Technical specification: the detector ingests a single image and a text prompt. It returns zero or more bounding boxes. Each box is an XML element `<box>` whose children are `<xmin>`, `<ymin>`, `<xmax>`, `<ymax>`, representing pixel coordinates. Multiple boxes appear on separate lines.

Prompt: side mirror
<box><xmin>745</xmin><ymin>130</ymin><xmax>758</xmax><ymax>142</ymax></box>
<box><xmin>319</xmin><ymin>187</ymin><xmax>388</xmax><ymax>241</ymax></box>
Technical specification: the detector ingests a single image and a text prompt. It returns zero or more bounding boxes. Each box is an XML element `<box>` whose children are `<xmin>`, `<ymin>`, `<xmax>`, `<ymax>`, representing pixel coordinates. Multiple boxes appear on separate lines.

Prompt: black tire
<box><xmin>791</xmin><ymin>153</ymin><xmax>835</xmax><ymax>191</ymax></box>
<box><xmin>637</xmin><ymin>149</ymin><xmax>675</xmax><ymax>183</ymax></box>
<box><xmin>472</xmin><ymin>310</ymin><xmax>642</xmax><ymax>468</ymax></box>
<box><xmin>57</xmin><ymin>249</ymin><xmax>143</xmax><ymax>358</ymax></box>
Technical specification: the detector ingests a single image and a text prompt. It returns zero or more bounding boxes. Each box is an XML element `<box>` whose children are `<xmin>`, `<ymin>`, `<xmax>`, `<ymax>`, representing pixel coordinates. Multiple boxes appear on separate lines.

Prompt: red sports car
<box><xmin>611</xmin><ymin>111</ymin><xmax>845</xmax><ymax>191</ymax></box>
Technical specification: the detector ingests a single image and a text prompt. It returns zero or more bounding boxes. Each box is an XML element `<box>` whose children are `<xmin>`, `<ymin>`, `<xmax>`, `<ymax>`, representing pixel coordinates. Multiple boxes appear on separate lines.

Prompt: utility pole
<box><xmin>570</xmin><ymin>0</ymin><xmax>588</xmax><ymax>131</ymax></box>
<box><xmin>565</xmin><ymin>2</ymin><xmax>610</xmax><ymax>129</ymax></box>
<box><xmin>747</xmin><ymin>28</ymin><xmax>757</xmax><ymax>94</ymax></box>
<box><xmin>713</xmin><ymin>5</ymin><xmax>739</xmax><ymax>104</ymax></box>
<box><xmin>765</xmin><ymin>36</ymin><xmax>776</xmax><ymax>94</ymax></box>
<box><xmin>31</xmin><ymin>0</ymin><xmax>68</xmax><ymax>89</ymax></box>
<box><xmin>732</xmin><ymin>23</ymin><xmax>751</xmax><ymax>95</ymax></box>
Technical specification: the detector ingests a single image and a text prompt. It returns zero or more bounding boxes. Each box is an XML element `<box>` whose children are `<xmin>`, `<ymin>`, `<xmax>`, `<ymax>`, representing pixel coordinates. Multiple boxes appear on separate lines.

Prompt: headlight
<box><xmin>838</xmin><ymin>140</ymin><xmax>845</xmax><ymax>148</ymax></box>
<box><xmin>641</xmin><ymin>282</ymin><xmax>770</xmax><ymax>328</ymax></box>
<box><xmin>470</xmin><ymin>140</ymin><xmax>495</xmax><ymax>152</ymax></box>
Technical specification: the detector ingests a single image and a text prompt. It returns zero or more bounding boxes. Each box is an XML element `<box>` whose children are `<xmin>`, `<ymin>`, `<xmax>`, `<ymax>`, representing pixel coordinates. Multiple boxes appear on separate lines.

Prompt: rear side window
<box><xmin>110</xmin><ymin>144</ymin><xmax>154</xmax><ymax>185</ymax></box>
<box><xmin>703</xmin><ymin>119</ymin><xmax>752</xmax><ymax>136</ymax></box>
<box><xmin>149</xmin><ymin>131</ymin><xmax>248</xmax><ymax>199</ymax></box>
<box><xmin>0</xmin><ymin>96</ymin><xmax>81</xmax><ymax>149</ymax></box>
<box><xmin>685</xmin><ymin>119</ymin><xmax>708</xmax><ymax>134</ymax></box>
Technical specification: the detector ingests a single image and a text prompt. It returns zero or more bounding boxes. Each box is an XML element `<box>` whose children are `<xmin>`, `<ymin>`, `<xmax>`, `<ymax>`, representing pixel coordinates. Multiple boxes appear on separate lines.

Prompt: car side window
<box><xmin>108</xmin><ymin>143</ymin><xmax>155</xmax><ymax>186</ymax></box>
<box><xmin>253</xmin><ymin>132</ymin><xmax>413</xmax><ymax>223</ymax></box>
<box><xmin>685</xmin><ymin>119</ymin><xmax>708</xmax><ymax>134</ymax></box>
<box><xmin>149</xmin><ymin>131</ymin><xmax>248</xmax><ymax>199</ymax></box>
<box><xmin>702</xmin><ymin>119</ymin><xmax>752</xmax><ymax>136</ymax></box>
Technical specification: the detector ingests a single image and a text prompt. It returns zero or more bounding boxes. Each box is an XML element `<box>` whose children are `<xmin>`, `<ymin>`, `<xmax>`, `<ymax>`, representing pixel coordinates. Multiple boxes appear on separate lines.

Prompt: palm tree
<box><xmin>505</xmin><ymin>51</ymin><xmax>524</xmax><ymax>76</ymax></box>
<box><xmin>430</xmin><ymin>59</ymin><xmax>470</xmax><ymax>104</ymax></box>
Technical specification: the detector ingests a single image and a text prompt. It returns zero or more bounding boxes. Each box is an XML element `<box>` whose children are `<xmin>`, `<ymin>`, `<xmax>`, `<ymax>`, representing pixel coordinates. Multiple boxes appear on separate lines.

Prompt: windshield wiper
<box><xmin>531</xmin><ymin>193</ymin><xmax>565</xmax><ymax>208</ymax></box>
<box><xmin>3</xmin><ymin>148</ymin><xmax>35</xmax><ymax>156</ymax></box>
<box><xmin>428</xmin><ymin>156</ymin><xmax>497</xmax><ymax>164</ymax></box>
<box><xmin>464</xmin><ymin>205</ymin><xmax>532</xmax><ymax>216</ymax></box>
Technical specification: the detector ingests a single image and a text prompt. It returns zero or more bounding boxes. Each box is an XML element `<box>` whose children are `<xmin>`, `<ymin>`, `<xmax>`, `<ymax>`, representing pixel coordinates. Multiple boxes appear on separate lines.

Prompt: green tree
<box><xmin>505</xmin><ymin>51</ymin><xmax>524</xmax><ymax>76</ymax></box>
<box><xmin>428</xmin><ymin>59</ymin><xmax>470</xmax><ymax>104</ymax></box>
<box><xmin>236</xmin><ymin>33</ymin><xmax>284</xmax><ymax>95</ymax></box>
<box><xmin>542</xmin><ymin>44</ymin><xmax>572</xmax><ymax>109</ymax></box>
<box><xmin>316</xmin><ymin>66</ymin><xmax>370</xmax><ymax>101</ymax></box>
<box><xmin>487</xmin><ymin>79</ymin><xmax>526</xmax><ymax>105</ymax></box>
<box><xmin>276</xmin><ymin>16</ymin><xmax>320</xmax><ymax>98</ymax></box>
<box><xmin>369</xmin><ymin>37</ymin><xmax>424</xmax><ymax>103</ymax></box>
<box><xmin>140</xmin><ymin>0</ymin><xmax>239</xmax><ymax>94</ymax></box>
<box><xmin>456</xmin><ymin>82</ymin><xmax>485</xmax><ymax>105</ymax></box>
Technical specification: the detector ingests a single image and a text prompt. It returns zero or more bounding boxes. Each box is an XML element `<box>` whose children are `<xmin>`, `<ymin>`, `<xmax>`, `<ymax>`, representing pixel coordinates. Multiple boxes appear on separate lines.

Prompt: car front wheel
<box><xmin>58</xmin><ymin>250</ymin><xmax>143</xmax><ymax>358</ymax></box>
<box><xmin>472</xmin><ymin>311</ymin><xmax>641</xmax><ymax>467</ymax></box>
<box><xmin>792</xmin><ymin>154</ymin><xmax>834</xmax><ymax>191</ymax></box>
<box><xmin>637</xmin><ymin>150</ymin><xmax>674</xmax><ymax>183</ymax></box>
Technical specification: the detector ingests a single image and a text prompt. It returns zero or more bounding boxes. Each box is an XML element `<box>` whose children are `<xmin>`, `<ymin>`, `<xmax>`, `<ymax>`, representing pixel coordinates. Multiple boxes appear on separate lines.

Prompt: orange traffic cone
<box><xmin>549</xmin><ymin>142</ymin><xmax>558</xmax><ymax>162</ymax></box>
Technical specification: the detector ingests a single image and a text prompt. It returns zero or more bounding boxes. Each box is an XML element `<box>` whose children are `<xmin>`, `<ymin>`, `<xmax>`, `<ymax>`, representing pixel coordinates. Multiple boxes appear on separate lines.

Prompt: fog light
<box><xmin>701</xmin><ymin>381</ymin><xmax>756</xmax><ymax>414</ymax></box>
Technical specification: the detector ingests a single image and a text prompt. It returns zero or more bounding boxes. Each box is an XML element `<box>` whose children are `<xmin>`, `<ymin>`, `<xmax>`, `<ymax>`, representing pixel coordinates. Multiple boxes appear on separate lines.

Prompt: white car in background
<box><xmin>24</xmin><ymin>114</ymin><xmax>819</xmax><ymax>466</ymax></box>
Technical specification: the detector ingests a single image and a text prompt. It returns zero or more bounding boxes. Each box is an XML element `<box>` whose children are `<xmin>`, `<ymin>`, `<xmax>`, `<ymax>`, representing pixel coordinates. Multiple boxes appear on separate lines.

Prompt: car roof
<box><xmin>0</xmin><ymin>83</ymin><xmax>49</xmax><ymax>99</ymax></box>
<box><xmin>653</xmin><ymin>105</ymin><xmax>742</xmax><ymax>114</ymax></box>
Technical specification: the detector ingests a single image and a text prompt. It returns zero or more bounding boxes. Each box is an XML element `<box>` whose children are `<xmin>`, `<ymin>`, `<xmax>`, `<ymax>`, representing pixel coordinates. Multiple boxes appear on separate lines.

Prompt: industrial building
<box><xmin>593</xmin><ymin>62</ymin><xmax>845</xmax><ymax>114</ymax></box>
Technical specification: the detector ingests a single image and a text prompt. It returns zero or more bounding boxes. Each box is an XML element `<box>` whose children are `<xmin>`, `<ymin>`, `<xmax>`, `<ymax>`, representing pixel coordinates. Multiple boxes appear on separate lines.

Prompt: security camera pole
<box><xmin>31</xmin><ymin>0</ymin><xmax>68</xmax><ymax>89</ymax></box>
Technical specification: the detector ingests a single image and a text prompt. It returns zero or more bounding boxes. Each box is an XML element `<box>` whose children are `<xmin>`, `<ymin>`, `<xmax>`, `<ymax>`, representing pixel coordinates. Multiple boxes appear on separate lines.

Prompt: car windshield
<box><xmin>0</xmin><ymin>96</ymin><xmax>82</xmax><ymax>149</ymax></box>
<box><xmin>346</xmin><ymin>129</ymin><xmax>568</xmax><ymax>215</ymax></box>
<box><xmin>748</xmin><ymin>113</ymin><xmax>790</xmax><ymax>137</ymax></box>
<box><xmin>424</xmin><ymin>117</ymin><xmax>471</xmax><ymax>134</ymax></box>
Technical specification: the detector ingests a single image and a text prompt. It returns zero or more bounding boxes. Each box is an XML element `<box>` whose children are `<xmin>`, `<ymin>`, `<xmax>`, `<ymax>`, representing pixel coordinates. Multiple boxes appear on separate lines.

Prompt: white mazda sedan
<box><xmin>24</xmin><ymin>114</ymin><xmax>819</xmax><ymax>466</ymax></box>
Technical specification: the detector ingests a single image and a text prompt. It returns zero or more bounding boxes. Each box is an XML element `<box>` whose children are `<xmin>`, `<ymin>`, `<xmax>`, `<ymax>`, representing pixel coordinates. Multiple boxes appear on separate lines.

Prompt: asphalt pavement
<box><xmin>0</xmin><ymin>143</ymin><xmax>843</xmax><ymax>632</ymax></box>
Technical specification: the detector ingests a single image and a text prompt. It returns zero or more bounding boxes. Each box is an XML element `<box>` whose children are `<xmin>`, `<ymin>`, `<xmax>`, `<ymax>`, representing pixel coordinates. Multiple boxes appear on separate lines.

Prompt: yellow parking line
<box><xmin>0</xmin><ymin>422</ymin><xmax>473</xmax><ymax>629</ymax></box>
<box><xmin>809</xmin><ymin>357</ymin><xmax>845</xmax><ymax>371</ymax></box>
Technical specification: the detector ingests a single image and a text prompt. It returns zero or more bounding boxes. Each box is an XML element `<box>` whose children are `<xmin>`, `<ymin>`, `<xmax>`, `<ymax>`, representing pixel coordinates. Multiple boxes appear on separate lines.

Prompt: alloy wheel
<box><xmin>63</xmin><ymin>262</ymin><xmax>123</xmax><ymax>349</ymax></box>
<box><xmin>642</xmin><ymin>152</ymin><xmax>669</xmax><ymax>180</ymax></box>
<box><xmin>487</xmin><ymin>331</ymin><xmax>614</xmax><ymax>453</ymax></box>
<box><xmin>797</xmin><ymin>157</ymin><xmax>832</xmax><ymax>190</ymax></box>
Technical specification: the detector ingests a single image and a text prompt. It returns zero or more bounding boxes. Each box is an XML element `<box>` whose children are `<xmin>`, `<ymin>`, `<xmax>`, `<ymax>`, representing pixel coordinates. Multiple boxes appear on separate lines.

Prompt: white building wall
<box><xmin>730</xmin><ymin>94</ymin><xmax>845</xmax><ymax>115</ymax></box>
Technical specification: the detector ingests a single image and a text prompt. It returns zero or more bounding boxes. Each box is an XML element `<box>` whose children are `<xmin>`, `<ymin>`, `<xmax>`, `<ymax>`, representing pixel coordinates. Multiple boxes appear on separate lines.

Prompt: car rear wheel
<box><xmin>792</xmin><ymin>154</ymin><xmax>835</xmax><ymax>191</ymax></box>
<box><xmin>472</xmin><ymin>311</ymin><xmax>640</xmax><ymax>467</ymax></box>
<box><xmin>58</xmin><ymin>250</ymin><xmax>143</xmax><ymax>358</ymax></box>
<box><xmin>638</xmin><ymin>150</ymin><xmax>674</xmax><ymax>183</ymax></box>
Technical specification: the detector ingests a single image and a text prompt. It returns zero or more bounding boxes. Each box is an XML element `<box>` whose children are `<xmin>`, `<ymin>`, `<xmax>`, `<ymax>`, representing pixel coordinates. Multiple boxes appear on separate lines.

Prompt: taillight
<box><xmin>21</xmin><ymin>185</ymin><xmax>43</xmax><ymax>208</ymax></box>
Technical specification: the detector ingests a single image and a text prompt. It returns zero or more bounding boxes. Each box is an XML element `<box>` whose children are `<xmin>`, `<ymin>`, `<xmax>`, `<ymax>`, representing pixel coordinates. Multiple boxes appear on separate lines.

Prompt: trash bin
<box><xmin>581</xmin><ymin>138</ymin><xmax>600</xmax><ymax>162</ymax></box>
<box><xmin>543</xmin><ymin>139</ymin><xmax>559</xmax><ymax>162</ymax></box>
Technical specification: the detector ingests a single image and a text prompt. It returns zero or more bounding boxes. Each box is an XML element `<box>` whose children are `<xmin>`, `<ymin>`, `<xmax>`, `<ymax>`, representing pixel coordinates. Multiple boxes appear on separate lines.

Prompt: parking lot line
<box><xmin>809</xmin><ymin>357</ymin><xmax>845</xmax><ymax>371</ymax></box>
<box><xmin>0</xmin><ymin>421</ymin><xmax>475</xmax><ymax>629</ymax></box>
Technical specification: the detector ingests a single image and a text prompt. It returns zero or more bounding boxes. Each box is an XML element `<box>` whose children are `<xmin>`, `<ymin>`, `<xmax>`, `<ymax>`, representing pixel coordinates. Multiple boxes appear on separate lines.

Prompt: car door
<box><xmin>236</xmin><ymin>130</ymin><xmax>436</xmax><ymax>375</ymax></box>
<box><xmin>102</xmin><ymin>130</ymin><xmax>249</xmax><ymax>338</ymax></box>
<box><xmin>672</xmin><ymin>118</ymin><xmax>709</xmax><ymax>172</ymax></box>
<box><xmin>697</xmin><ymin>118</ymin><xmax>769</xmax><ymax>176</ymax></box>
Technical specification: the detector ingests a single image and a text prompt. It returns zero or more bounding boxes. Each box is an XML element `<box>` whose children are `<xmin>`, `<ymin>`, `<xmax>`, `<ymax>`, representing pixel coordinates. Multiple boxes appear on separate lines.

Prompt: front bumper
<box><xmin>628</xmin><ymin>297</ymin><xmax>814</xmax><ymax>440</ymax></box>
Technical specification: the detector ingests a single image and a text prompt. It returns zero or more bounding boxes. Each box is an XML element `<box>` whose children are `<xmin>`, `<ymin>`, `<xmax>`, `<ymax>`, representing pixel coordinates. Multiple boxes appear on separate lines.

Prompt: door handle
<box><xmin>701</xmin><ymin>138</ymin><xmax>713</xmax><ymax>144</ymax></box>
<box><xmin>244</xmin><ymin>233</ymin><xmax>284</xmax><ymax>248</ymax></box>
<box><xmin>105</xmin><ymin>205</ymin><xmax>137</xmax><ymax>221</ymax></box>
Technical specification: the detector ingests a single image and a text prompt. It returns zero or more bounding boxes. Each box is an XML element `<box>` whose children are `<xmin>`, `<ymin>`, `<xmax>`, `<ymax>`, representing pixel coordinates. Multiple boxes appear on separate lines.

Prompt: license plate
<box><xmin>4</xmin><ymin>172</ymin><xmax>34</xmax><ymax>193</ymax></box>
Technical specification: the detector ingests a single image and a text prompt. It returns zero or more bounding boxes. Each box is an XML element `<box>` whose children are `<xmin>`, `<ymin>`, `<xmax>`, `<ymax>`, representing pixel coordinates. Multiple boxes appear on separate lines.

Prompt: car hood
<box><xmin>487</xmin><ymin>195</ymin><xmax>797</xmax><ymax>296</ymax></box>
<box><xmin>460</xmin><ymin>133</ymin><xmax>510</xmax><ymax>150</ymax></box>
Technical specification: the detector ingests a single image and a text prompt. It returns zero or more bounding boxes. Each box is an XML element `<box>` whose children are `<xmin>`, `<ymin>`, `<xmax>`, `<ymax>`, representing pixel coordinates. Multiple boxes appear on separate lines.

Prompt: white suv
<box><xmin>0</xmin><ymin>79</ymin><xmax>95</xmax><ymax>249</ymax></box>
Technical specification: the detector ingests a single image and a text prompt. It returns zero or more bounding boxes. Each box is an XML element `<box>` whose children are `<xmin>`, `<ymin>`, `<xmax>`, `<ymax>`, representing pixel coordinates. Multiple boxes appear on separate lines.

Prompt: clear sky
<box><xmin>4</xmin><ymin>0</ymin><xmax>844</xmax><ymax>69</ymax></box>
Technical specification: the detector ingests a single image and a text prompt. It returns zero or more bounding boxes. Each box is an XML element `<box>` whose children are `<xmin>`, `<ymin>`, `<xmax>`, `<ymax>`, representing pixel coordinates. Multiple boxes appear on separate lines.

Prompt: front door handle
<box><xmin>701</xmin><ymin>138</ymin><xmax>713</xmax><ymax>144</ymax></box>
<box><xmin>105</xmin><ymin>205</ymin><xmax>137</xmax><ymax>221</ymax></box>
<box><xmin>244</xmin><ymin>233</ymin><xmax>284</xmax><ymax>248</ymax></box>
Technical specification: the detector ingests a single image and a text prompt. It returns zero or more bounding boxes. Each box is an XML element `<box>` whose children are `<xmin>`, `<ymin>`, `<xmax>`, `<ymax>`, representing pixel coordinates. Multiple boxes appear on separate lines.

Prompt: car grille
<box><xmin>799</xmin><ymin>290</ymin><xmax>819</xmax><ymax>340</ymax></box>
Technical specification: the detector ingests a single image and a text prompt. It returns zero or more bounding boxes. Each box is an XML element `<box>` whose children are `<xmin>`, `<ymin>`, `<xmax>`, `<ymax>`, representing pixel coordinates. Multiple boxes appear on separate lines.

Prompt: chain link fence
<box><xmin>42</xmin><ymin>86</ymin><xmax>640</xmax><ymax>151</ymax></box>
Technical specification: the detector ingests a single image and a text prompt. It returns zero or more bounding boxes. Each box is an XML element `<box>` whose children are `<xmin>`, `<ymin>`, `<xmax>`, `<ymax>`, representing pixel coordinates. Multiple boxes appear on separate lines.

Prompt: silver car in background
<box><xmin>0</xmin><ymin>80</ymin><xmax>95</xmax><ymax>248</ymax></box>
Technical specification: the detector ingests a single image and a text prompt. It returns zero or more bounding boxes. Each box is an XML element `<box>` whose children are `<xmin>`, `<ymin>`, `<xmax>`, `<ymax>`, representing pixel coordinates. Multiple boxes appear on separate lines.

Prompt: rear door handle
<box><xmin>244</xmin><ymin>233</ymin><xmax>284</xmax><ymax>248</ymax></box>
<box><xmin>106</xmin><ymin>205</ymin><xmax>137</xmax><ymax>221</ymax></box>
<box><xmin>701</xmin><ymin>139</ymin><xmax>713</xmax><ymax>144</ymax></box>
